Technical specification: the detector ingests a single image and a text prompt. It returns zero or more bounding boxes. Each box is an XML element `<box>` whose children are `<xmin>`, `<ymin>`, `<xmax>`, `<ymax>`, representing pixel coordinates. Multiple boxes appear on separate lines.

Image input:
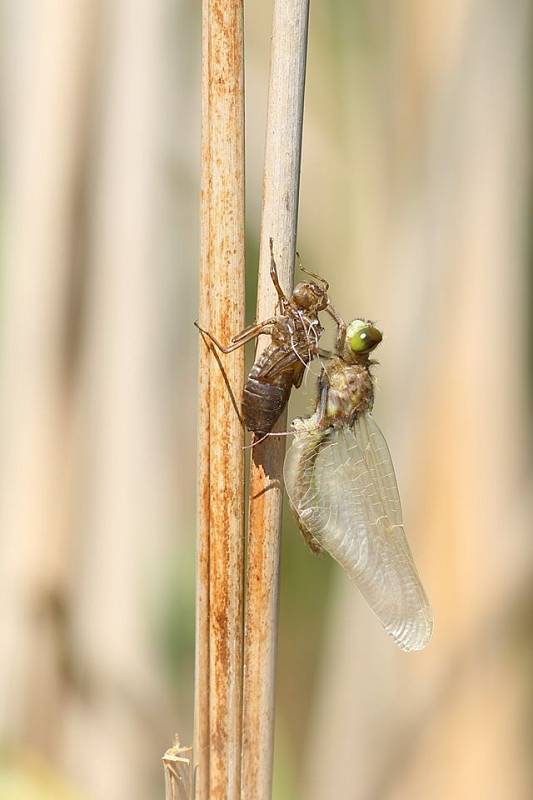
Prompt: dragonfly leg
<box><xmin>298</xmin><ymin>525</ymin><xmax>324</xmax><ymax>555</ymax></box>
<box><xmin>243</xmin><ymin>429</ymin><xmax>295</xmax><ymax>449</ymax></box>
<box><xmin>194</xmin><ymin>320</ymin><xmax>274</xmax><ymax>353</ymax></box>
<box><xmin>230</xmin><ymin>318</ymin><xmax>277</xmax><ymax>345</ymax></box>
<box><xmin>293</xmin><ymin>371</ymin><xmax>304</xmax><ymax>390</ymax></box>
<box><xmin>297</xmin><ymin>253</ymin><xmax>330</xmax><ymax>292</ymax></box>
<box><xmin>316</xmin><ymin>379</ymin><xmax>330</xmax><ymax>428</ymax></box>
<box><xmin>269</xmin><ymin>238</ymin><xmax>292</xmax><ymax>311</ymax></box>
<box><xmin>336</xmin><ymin>326</ymin><xmax>347</xmax><ymax>353</ymax></box>
<box><xmin>195</xmin><ymin>322</ymin><xmax>246</xmax><ymax>427</ymax></box>
<box><xmin>325</xmin><ymin>304</ymin><xmax>347</xmax><ymax>352</ymax></box>
<box><xmin>317</xmin><ymin>348</ymin><xmax>335</xmax><ymax>359</ymax></box>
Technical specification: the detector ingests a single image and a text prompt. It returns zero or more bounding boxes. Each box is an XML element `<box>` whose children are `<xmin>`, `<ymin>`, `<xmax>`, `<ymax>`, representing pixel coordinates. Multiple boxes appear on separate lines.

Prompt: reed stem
<box><xmin>241</xmin><ymin>2</ymin><xmax>310</xmax><ymax>798</ymax></box>
<box><xmin>194</xmin><ymin>1</ymin><xmax>246</xmax><ymax>799</ymax></box>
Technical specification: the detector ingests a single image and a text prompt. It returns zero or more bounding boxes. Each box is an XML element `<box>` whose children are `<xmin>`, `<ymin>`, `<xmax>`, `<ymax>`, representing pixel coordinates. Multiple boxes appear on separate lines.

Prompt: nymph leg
<box><xmin>269</xmin><ymin>238</ymin><xmax>291</xmax><ymax>311</ymax></box>
<box><xmin>194</xmin><ymin>320</ymin><xmax>274</xmax><ymax>353</ymax></box>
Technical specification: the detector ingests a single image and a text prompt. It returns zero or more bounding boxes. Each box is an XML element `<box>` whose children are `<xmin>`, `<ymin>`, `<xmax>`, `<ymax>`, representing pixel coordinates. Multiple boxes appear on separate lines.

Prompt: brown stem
<box><xmin>194</xmin><ymin>1</ymin><xmax>246</xmax><ymax>799</ymax></box>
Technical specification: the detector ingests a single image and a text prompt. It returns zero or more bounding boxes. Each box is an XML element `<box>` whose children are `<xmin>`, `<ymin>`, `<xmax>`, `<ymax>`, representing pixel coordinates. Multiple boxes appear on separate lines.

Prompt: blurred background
<box><xmin>0</xmin><ymin>1</ymin><xmax>531</xmax><ymax>799</ymax></box>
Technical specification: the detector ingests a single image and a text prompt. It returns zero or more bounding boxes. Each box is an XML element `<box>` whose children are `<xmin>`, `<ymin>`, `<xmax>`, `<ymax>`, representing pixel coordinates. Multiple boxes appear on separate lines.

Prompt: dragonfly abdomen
<box><xmin>242</xmin><ymin>375</ymin><xmax>292</xmax><ymax>437</ymax></box>
<box><xmin>243</xmin><ymin>341</ymin><xmax>306</xmax><ymax>436</ymax></box>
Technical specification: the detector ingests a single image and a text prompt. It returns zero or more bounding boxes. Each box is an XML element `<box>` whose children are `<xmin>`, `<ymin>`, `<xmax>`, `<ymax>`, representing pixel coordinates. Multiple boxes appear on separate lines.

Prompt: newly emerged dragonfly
<box><xmin>283</xmin><ymin>318</ymin><xmax>433</xmax><ymax>651</ymax></box>
<box><xmin>196</xmin><ymin>239</ymin><xmax>342</xmax><ymax>438</ymax></box>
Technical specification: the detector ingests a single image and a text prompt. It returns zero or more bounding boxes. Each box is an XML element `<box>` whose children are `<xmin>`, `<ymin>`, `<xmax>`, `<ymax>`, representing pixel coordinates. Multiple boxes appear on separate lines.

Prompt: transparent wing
<box><xmin>284</xmin><ymin>413</ymin><xmax>433</xmax><ymax>651</ymax></box>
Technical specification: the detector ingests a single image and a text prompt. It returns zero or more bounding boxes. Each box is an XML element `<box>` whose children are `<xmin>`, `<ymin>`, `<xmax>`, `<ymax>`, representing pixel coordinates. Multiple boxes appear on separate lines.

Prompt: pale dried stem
<box><xmin>194</xmin><ymin>2</ymin><xmax>246</xmax><ymax>800</ymax></box>
<box><xmin>163</xmin><ymin>739</ymin><xmax>194</xmax><ymax>800</ymax></box>
<box><xmin>241</xmin><ymin>2</ymin><xmax>310</xmax><ymax>799</ymax></box>
<box><xmin>0</xmin><ymin>0</ymin><xmax>95</xmax><ymax>751</ymax></box>
<box><xmin>193</xmin><ymin>1</ymin><xmax>211</xmax><ymax>797</ymax></box>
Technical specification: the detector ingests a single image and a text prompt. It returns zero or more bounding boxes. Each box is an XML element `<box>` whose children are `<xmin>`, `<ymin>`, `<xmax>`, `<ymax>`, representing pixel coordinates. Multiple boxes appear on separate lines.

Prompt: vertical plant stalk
<box><xmin>195</xmin><ymin>1</ymin><xmax>246</xmax><ymax>800</ymax></box>
<box><xmin>193</xmin><ymin>0</ymin><xmax>212</xmax><ymax>796</ymax></box>
<box><xmin>163</xmin><ymin>739</ymin><xmax>193</xmax><ymax>800</ymax></box>
<box><xmin>0</xmin><ymin>0</ymin><xmax>95</xmax><ymax>754</ymax></box>
<box><xmin>241</xmin><ymin>1</ymin><xmax>310</xmax><ymax>799</ymax></box>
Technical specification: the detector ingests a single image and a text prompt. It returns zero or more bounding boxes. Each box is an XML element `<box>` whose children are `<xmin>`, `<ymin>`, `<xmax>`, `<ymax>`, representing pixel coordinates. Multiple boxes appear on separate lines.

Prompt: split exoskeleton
<box><xmin>196</xmin><ymin>238</ymin><xmax>343</xmax><ymax>437</ymax></box>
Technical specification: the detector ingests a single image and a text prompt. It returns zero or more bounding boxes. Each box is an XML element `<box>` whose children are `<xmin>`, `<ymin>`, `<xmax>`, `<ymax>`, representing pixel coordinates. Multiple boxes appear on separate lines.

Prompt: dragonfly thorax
<box><xmin>323</xmin><ymin>357</ymin><xmax>374</xmax><ymax>426</ymax></box>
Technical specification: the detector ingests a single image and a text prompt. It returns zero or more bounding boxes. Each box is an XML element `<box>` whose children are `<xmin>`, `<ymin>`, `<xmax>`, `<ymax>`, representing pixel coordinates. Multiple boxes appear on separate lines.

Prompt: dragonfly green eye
<box><xmin>346</xmin><ymin>319</ymin><xmax>383</xmax><ymax>354</ymax></box>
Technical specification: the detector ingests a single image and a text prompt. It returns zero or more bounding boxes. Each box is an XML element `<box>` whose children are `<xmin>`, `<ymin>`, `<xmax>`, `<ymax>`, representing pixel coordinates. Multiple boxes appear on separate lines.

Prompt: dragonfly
<box><xmin>283</xmin><ymin>317</ymin><xmax>433</xmax><ymax>651</ymax></box>
<box><xmin>196</xmin><ymin>238</ymin><xmax>342</xmax><ymax>439</ymax></box>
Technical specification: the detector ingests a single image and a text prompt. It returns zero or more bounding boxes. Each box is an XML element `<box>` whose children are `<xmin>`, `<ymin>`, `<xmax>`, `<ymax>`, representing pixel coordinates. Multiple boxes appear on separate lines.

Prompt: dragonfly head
<box><xmin>292</xmin><ymin>281</ymin><xmax>329</xmax><ymax>312</ymax></box>
<box><xmin>346</xmin><ymin>319</ymin><xmax>383</xmax><ymax>357</ymax></box>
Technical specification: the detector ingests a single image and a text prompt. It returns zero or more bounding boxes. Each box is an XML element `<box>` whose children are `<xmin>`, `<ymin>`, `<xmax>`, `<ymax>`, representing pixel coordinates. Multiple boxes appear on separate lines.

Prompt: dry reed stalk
<box><xmin>241</xmin><ymin>1</ymin><xmax>310</xmax><ymax>798</ymax></box>
<box><xmin>193</xmin><ymin>1</ymin><xmax>212</xmax><ymax>797</ymax></box>
<box><xmin>76</xmin><ymin>4</ymin><xmax>169</xmax><ymax>798</ymax></box>
<box><xmin>0</xmin><ymin>1</ymin><xmax>95</xmax><ymax>751</ymax></box>
<box><xmin>194</xmin><ymin>1</ymin><xmax>246</xmax><ymax>799</ymax></box>
<box><xmin>163</xmin><ymin>739</ymin><xmax>193</xmax><ymax>800</ymax></box>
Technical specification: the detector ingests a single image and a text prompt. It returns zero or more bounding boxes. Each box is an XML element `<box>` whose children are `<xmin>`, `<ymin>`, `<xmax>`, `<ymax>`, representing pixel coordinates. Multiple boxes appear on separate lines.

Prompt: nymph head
<box><xmin>292</xmin><ymin>281</ymin><xmax>329</xmax><ymax>312</ymax></box>
<box><xmin>346</xmin><ymin>319</ymin><xmax>383</xmax><ymax>356</ymax></box>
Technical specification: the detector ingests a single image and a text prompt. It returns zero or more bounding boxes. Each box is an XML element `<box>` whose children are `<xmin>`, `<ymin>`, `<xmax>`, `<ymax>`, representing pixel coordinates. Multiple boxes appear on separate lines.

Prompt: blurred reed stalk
<box><xmin>241</xmin><ymin>1</ymin><xmax>310</xmax><ymax>799</ymax></box>
<box><xmin>193</xmin><ymin>1</ymin><xmax>246</xmax><ymax>800</ymax></box>
<box><xmin>0</xmin><ymin>0</ymin><xmax>95</xmax><ymax>756</ymax></box>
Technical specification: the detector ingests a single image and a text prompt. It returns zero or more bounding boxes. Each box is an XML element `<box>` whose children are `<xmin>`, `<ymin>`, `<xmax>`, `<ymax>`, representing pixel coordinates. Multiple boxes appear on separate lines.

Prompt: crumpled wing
<box><xmin>260</xmin><ymin>344</ymin><xmax>309</xmax><ymax>383</ymax></box>
<box><xmin>283</xmin><ymin>413</ymin><xmax>433</xmax><ymax>651</ymax></box>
